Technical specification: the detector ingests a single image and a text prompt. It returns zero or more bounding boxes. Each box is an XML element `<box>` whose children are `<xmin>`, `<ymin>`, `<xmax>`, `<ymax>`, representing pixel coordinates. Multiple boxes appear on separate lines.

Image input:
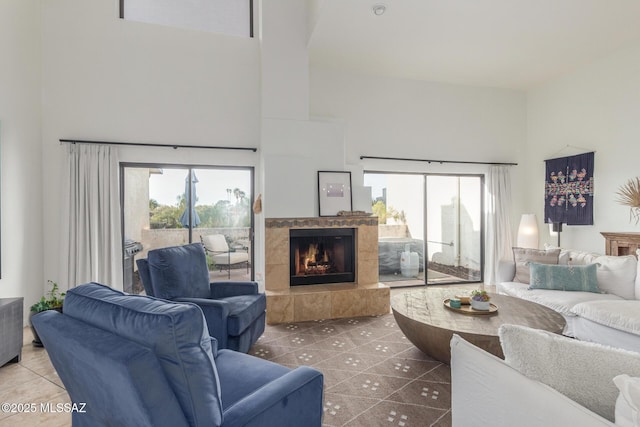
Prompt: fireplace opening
<box><xmin>290</xmin><ymin>228</ymin><xmax>356</xmax><ymax>286</ymax></box>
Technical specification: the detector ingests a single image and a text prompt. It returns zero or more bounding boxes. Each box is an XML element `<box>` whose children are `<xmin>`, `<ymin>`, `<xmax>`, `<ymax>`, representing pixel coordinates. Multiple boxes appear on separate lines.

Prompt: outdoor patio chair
<box><xmin>201</xmin><ymin>234</ymin><xmax>250</xmax><ymax>279</ymax></box>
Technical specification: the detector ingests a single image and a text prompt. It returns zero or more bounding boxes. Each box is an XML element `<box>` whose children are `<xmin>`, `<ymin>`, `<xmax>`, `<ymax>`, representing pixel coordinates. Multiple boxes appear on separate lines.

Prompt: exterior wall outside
<box><xmin>139</xmin><ymin>227</ymin><xmax>251</xmax><ymax>262</ymax></box>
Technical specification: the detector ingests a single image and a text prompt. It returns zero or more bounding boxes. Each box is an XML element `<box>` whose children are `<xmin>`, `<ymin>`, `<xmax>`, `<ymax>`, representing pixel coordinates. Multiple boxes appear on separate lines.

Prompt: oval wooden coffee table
<box><xmin>391</xmin><ymin>288</ymin><xmax>565</xmax><ymax>364</ymax></box>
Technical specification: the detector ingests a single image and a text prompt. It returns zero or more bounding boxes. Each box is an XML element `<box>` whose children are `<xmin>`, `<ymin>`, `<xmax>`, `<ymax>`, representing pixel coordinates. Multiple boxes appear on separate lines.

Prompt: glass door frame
<box><xmin>120</xmin><ymin>162</ymin><xmax>256</xmax><ymax>283</ymax></box>
<box><xmin>364</xmin><ymin>170</ymin><xmax>485</xmax><ymax>286</ymax></box>
<box><xmin>424</xmin><ymin>173</ymin><xmax>485</xmax><ymax>286</ymax></box>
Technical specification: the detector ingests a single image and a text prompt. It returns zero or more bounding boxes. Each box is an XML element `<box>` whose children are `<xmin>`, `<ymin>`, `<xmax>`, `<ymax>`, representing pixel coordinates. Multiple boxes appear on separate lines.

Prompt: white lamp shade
<box><xmin>517</xmin><ymin>214</ymin><xmax>539</xmax><ymax>249</ymax></box>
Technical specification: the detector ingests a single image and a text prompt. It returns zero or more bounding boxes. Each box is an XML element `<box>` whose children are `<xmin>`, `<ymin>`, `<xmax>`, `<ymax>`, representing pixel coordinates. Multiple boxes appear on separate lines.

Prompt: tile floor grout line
<box><xmin>430</xmin><ymin>408</ymin><xmax>452</xmax><ymax>426</ymax></box>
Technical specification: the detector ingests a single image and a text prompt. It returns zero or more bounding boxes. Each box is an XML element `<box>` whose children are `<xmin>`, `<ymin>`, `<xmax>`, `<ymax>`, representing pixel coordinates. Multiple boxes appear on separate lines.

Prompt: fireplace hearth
<box><xmin>265</xmin><ymin>216</ymin><xmax>388</xmax><ymax>324</ymax></box>
<box><xmin>290</xmin><ymin>228</ymin><xmax>355</xmax><ymax>286</ymax></box>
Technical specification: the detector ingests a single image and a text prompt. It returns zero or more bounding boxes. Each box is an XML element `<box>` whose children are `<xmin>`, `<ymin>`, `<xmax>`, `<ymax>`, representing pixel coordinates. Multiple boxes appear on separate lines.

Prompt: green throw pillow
<box><xmin>528</xmin><ymin>262</ymin><xmax>600</xmax><ymax>293</ymax></box>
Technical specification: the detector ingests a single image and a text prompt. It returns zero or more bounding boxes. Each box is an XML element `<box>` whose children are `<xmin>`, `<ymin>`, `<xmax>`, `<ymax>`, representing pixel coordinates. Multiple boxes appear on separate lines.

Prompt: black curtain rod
<box><xmin>359</xmin><ymin>155</ymin><xmax>517</xmax><ymax>166</ymax></box>
<box><xmin>60</xmin><ymin>139</ymin><xmax>258</xmax><ymax>152</ymax></box>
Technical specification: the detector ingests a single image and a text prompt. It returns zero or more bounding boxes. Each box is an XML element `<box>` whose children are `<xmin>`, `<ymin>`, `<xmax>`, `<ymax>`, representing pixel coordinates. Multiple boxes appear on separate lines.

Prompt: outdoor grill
<box><xmin>123</xmin><ymin>239</ymin><xmax>143</xmax><ymax>294</ymax></box>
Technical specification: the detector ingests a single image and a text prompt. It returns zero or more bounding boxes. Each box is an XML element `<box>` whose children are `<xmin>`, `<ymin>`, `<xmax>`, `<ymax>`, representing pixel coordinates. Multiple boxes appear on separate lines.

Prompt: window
<box><xmin>121</xmin><ymin>164</ymin><xmax>254</xmax><ymax>294</ymax></box>
<box><xmin>364</xmin><ymin>172</ymin><xmax>484</xmax><ymax>287</ymax></box>
<box><xmin>120</xmin><ymin>0</ymin><xmax>253</xmax><ymax>38</ymax></box>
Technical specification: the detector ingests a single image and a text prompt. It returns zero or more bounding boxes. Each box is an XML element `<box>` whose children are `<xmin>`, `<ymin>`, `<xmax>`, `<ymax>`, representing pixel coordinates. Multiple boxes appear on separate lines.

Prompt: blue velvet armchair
<box><xmin>32</xmin><ymin>283</ymin><xmax>324</xmax><ymax>427</ymax></box>
<box><xmin>136</xmin><ymin>243</ymin><xmax>265</xmax><ymax>353</ymax></box>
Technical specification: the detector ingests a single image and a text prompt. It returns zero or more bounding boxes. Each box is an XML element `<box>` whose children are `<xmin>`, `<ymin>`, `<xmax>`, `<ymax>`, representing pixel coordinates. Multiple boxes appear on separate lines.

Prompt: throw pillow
<box><xmin>614</xmin><ymin>374</ymin><xmax>640</xmax><ymax>427</ymax></box>
<box><xmin>499</xmin><ymin>324</ymin><xmax>640</xmax><ymax>422</ymax></box>
<box><xmin>528</xmin><ymin>263</ymin><xmax>600</xmax><ymax>293</ymax></box>
<box><xmin>543</xmin><ymin>243</ymin><xmax>570</xmax><ymax>265</ymax></box>
<box><xmin>590</xmin><ymin>255</ymin><xmax>637</xmax><ymax>300</ymax></box>
<box><xmin>512</xmin><ymin>247</ymin><xmax>560</xmax><ymax>284</ymax></box>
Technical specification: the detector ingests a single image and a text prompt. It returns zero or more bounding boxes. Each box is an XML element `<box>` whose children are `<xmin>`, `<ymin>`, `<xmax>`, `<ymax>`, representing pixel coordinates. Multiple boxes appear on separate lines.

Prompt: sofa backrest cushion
<box><xmin>512</xmin><ymin>247</ymin><xmax>561</xmax><ymax>284</ymax></box>
<box><xmin>589</xmin><ymin>254</ymin><xmax>638</xmax><ymax>300</ymax></box>
<box><xmin>528</xmin><ymin>263</ymin><xmax>600</xmax><ymax>293</ymax></box>
<box><xmin>564</xmin><ymin>250</ymin><xmax>598</xmax><ymax>266</ymax></box>
<box><xmin>147</xmin><ymin>243</ymin><xmax>211</xmax><ymax>300</ymax></box>
<box><xmin>32</xmin><ymin>310</ymin><xmax>190</xmax><ymax>427</ymax></box>
<box><xmin>499</xmin><ymin>324</ymin><xmax>640</xmax><ymax>422</ymax></box>
<box><xmin>63</xmin><ymin>283</ymin><xmax>223</xmax><ymax>427</ymax></box>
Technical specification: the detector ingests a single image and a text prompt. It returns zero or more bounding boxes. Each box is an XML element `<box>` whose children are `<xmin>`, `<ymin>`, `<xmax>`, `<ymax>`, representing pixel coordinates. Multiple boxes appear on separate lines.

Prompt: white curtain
<box><xmin>61</xmin><ymin>144</ymin><xmax>123</xmax><ymax>290</ymax></box>
<box><xmin>485</xmin><ymin>165</ymin><xmax>514</xmax><ymax>285</ymax></box>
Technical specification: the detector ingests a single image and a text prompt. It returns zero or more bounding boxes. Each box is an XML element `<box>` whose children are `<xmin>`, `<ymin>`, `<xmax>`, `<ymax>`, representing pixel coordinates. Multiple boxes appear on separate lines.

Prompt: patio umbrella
<box><xmin>179</xmin><ymin>171</ymin><xmax>201</xmax><ymax>228</ymax></box>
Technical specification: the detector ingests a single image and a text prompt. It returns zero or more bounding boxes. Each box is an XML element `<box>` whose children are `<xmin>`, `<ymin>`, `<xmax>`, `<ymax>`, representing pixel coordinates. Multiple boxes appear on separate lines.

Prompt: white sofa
<box><xmin>497</xmin><ymin>248</ymin><xmax>640</xmax><ymax>353</ymax></box>
<box><xmin>451</xmin><ymin>325</ymin><xmax>640</xmax><ymax>426</ymax></box>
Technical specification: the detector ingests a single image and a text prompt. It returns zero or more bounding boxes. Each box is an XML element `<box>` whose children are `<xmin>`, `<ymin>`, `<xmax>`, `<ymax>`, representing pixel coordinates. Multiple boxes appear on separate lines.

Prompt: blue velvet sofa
<box><xmin>32</xmin><ymin>282</ymin><xmax>324</xmax><ymax>427</ymax></box>
<box><xmin>137</xmin><ymin>243</ymin><xmax>266</xmax><ymax>353</ymax></box>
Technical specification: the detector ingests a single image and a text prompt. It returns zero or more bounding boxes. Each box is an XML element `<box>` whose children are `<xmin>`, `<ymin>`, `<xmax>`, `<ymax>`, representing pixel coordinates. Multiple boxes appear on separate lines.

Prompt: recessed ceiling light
<box><xmin>372</xmin><ymin>4</ymin><xmax>387</xmax><ymax>16</ymax></box>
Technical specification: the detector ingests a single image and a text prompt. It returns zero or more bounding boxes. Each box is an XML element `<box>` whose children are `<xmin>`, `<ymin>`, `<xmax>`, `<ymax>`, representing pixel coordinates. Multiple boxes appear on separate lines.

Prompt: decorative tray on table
<box><xmin>443</xmin><ymin>299</ymin><xmax>498</xmax><ymax>315</ymax></box>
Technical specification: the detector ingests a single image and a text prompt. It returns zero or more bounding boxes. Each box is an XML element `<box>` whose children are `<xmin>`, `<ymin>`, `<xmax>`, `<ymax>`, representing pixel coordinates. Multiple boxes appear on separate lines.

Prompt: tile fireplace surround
<box><xmin>265</xmin><ymin>216</ymin><xmax>390</xmax><ymax>324</ymax></box>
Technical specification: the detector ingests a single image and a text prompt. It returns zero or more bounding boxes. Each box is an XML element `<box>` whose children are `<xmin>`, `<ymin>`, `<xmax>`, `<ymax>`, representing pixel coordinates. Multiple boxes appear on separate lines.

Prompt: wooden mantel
<box><xmin>601</xmin><ymin>232</ymin><xmax>640</xmax><ymax>257</ymax></box>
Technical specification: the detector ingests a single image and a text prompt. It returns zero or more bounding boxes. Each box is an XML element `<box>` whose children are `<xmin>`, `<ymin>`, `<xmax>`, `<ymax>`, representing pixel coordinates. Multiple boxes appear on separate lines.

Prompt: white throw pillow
<box><xmin>499</xmin><ymin>324</ymin><xmax>640</xmax><ymax>422</ymax></box>
<box><xmin>565</xmin><ymin>250</ymin><xmax>598</xmax><ymax>266</ymax></box>
<box><xmin>613</xmin><ymin>374</ymin><xmax>640</xmax><ymax>427</ymax></box>
<box><xmin>590</xmin><ymin>255</ymin><xmax>637</xmax><ymax>300</ymax></box>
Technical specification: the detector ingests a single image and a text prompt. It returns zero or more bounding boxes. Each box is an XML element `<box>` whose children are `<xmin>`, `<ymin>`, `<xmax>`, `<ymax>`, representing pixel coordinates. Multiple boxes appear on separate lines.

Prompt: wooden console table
<box><xmin>0</xmin><ymin>297</ymin><xmax>23</xmax><ymax>367</ymax></box>
<box><xmin>601</xmin><ymin>232</ymin><xmax>640</xmax><ymax>257</ymax></box>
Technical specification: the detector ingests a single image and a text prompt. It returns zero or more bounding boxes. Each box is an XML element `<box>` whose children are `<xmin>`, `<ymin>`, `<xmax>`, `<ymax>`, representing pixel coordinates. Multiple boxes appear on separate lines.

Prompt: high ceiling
<box><xmin>308</xmin><ymin>0</ymin><xmax>640</xmax><ymax>90</ymax></box>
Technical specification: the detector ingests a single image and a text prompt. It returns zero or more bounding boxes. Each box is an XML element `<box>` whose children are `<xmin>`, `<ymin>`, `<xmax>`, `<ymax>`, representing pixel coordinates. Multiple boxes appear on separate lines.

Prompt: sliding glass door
<box><xmin>364</xmin><ymin>172</ymin><xmax>483</xmax><ymax>286</ymax></box>
<box><xmin>425</xmin><ymin>175</ymin><xmax>483</xmax><ymax>284</ymax></box>
<box><xmin>122</xmin><ymin>164</ymin><xmax>254</xmax><ymax>294</ymax></box>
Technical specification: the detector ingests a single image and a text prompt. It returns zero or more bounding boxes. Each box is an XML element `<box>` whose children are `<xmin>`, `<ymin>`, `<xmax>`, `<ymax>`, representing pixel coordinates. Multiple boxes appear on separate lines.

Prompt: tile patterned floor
<box><xmin>0</xmin><ymin>331</ymin><xmax>70</xmax><ymax>426</ymax></box>
<box><xmin>251</xmin><ymin>314</ymin><xmax>452</xmax><ymax>427</ymax></box>
<box><xmin>0</xmin><ymin>294</ymin><xmax>455</xmax><ymax>426</ymax></box>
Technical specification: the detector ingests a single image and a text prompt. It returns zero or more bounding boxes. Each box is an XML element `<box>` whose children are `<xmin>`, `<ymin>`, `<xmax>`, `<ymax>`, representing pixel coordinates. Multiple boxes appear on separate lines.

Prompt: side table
<box><xmin>0</xmin><ymin>297</ymin><xmax>23</xmax><ymax>367</ymax></box>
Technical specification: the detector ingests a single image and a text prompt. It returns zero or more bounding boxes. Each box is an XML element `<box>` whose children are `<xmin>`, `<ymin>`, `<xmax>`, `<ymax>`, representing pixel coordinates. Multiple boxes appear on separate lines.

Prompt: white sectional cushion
<box><xmin>572</xmin><ymin>301</ymin><xmax>640</xmax><ymax>336</ymax></box>
<box><xmin>499</xmin><ymin>324</ymin><xmax>640</xmax><ymax>422</ymax></box>
<box><xmin>498</xmin><ymin>281</ymin><xmax>622</xmax><ymax>317</ymax></box>
<box><xmin>450</xmin><ymin>334</ymin><xmax>614</xmax><ymax>427</ymax></box>
<box><xmin>566</xmin><ymin>250</ymin><xmax>598</xmax><ymax>266</ymax></box>
<box><xmin>589</xmin><ymin>255</ymin><xmax>638</xmax><ymax>300</ymax></box>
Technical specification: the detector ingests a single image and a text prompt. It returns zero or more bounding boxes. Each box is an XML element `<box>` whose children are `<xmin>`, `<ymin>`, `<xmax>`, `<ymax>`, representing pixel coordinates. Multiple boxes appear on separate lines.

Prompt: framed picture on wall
<box><xmin>318</xmin><ymin>171</ymin><xmax>352</xmax><ymax>216</ymax></box>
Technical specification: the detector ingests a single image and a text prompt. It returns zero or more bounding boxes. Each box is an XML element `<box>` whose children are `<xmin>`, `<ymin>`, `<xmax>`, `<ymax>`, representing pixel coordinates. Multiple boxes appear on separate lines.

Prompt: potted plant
<box><xmin>29</xmin><ymin>280</ymin><xmax>65</xmax><ymax>347</ymax></box>
<box><xmin>470</xmin><ymin>290</ymin><xmax>491</xmax><ymax>311</ymax></box>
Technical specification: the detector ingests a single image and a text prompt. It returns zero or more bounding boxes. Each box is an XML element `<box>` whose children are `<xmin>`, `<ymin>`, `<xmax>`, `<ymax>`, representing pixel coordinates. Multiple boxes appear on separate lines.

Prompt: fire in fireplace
<box><xmin>290</xmin><ymin>228</ymin><xmax>356</xmax><ymax>286</ymax></box>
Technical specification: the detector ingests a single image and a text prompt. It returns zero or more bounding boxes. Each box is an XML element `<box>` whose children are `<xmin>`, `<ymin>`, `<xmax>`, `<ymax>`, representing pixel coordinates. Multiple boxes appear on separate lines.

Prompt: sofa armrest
<box><xmin>173</xmin><ymin>297</ymin><xmax>229</xmax><ymax>349</ymax></box>
<box><xmin>497</xmin><ymin>258</ymin><xmax>516</xmax><ymax>283</ymax></box>
<box><xmin>209</xmin><ymin>281</ymin><xmax>259</xmax><ymax>298</ymax></box>
<box><xmin>450</xmin><ymin>335</ymin><xmax>613</xmax><ymax>427</ymax></box>
<box><xmin>222</xmin><ymin>366</ymin><xmax>324</xmax><ymax>427</ymax></box>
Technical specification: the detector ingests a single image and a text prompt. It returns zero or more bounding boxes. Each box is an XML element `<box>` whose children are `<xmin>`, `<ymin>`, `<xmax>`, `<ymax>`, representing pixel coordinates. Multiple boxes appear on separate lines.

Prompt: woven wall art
<box><xmin>544</xmin><ymin>152</ymin><xmax>594</xmax><ymax>225</ymax></box>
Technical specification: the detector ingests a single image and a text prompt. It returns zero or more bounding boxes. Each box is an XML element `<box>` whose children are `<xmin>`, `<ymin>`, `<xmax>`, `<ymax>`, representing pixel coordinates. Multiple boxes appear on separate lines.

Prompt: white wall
<box><xmin>0</xmin><ymin>0</ymin><xmax>44</xmax><ymax>317</ymax></box>
<box><xmin>309</xmin><ymin>66</ymin><xmax>528</xmax><ymax>235</ymax></box>
<box><xmin>260</xmin><ymin>0</ymin><xmax>309</xmax><ymax>120</ymax></box>
<box><xmin>527</xmin><ymin>42</ymin><xmax>640</xmax><ymax>253</ymax></box>
<box><xmin>262</xmin><ymin>118</ymin><xmax>346</xmax><ymax>218</ymax></box>
<box><xmin>40</xmin><ymin>0</ymin><xmax>261</xmax><ymax>290</ymax></box>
